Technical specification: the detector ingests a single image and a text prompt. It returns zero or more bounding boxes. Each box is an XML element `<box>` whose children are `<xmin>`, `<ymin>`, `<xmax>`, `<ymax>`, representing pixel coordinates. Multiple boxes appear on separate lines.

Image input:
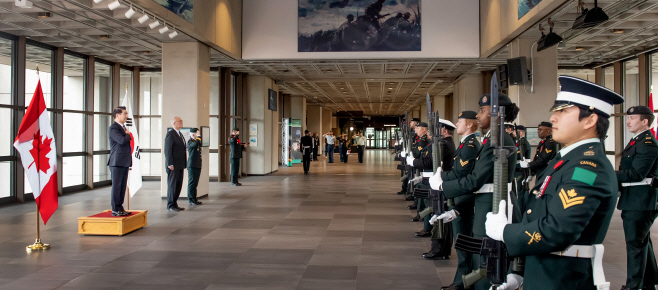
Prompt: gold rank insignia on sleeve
<box><xmin>559</xmin><ymin>188</ymin><xmax>585</xmax><ymax>209</ymax></box>
<box><xmin>584</xmin><ymin>150</ymin><xmax>595</xmax><ymax>156</ymax></box>
<box><xmin>526</xmin><ymin>231</ymin><xmax>542</xmax><ymax>245</ymax></box>
<box><xmin>460</xmin><ymin>159</ymin><xmax>469</xmax><ymax>167</ymax></box>
<box><xmin>545</xmin><ymin>149</ymin><xmax>553</xmax><ymax>153</ymax></box>
<box><xmin>418</xmin><ymin>146</ymin><xmax>422</xmax><ymax>151</ymax></box>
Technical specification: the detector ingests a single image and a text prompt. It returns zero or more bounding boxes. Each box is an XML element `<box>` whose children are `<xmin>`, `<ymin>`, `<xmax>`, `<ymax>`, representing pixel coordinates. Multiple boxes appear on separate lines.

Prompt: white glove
<box><xmin>489</xmin><ymin>273</ymin><xmax>523</xmax><ymax>290</ymax></box>
<box><xmin>400</xmin><ymin>149</ymin><xmax>407</xmax><ymax>157</ymax></box>
<box><xmin>406</xmin><ymin>155</ymin><xmax>415</xmax><ymax>165</ymax></box>
<box><xmin>410</xmin><ymin>176</ymin><xmax>422</xmax><ymax>184</ymax></box>
<box><xmin>429</xmin><ymin>167</ymin><xmax>443</xmax><ymax>190</ymax></box>
<box><xmin>523</xmin><ymin>175</ymin><xmax>534</xmax><ymax>184</ymax></box>
<box><xmin>429</xmin><ymin>214</ymin><xmax>440</xmax><ymax>225</ymax></box>
<box><xmin>519</xmin><ymin>160</ymin><xmax>529</xmax><ymax>168</ymax></box>
<box><xmin>437</xmin><ymin>210</ymin><xmax>458</xmax><ymax>223</ymax></box>
<box><xmin>485</xmin><ymin>200</ymin><xmax>508</xmax><ymax>242</ymax></box>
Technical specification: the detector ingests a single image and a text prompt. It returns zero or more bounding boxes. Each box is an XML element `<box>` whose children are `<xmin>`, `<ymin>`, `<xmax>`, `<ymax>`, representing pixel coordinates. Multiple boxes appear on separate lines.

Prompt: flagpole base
<box><xmin>26</xmin><ymin>239</ymin><xmax>50</xmax><ymax>252</ymax></box>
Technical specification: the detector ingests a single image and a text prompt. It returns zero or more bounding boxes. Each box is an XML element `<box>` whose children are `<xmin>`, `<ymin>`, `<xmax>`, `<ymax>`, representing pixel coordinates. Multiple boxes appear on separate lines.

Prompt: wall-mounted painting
<box><xmin>518</xmin><ymin>0</ymin><xmax>543</xmax><ymax>19</ymax></box>
<box><xmin>153</xmin><ymin>0</ymin><xmax>193</xmax><ymax>23</ymax></box>
<box><xmin>298</xmin><ymin>0</ymin><xmax>421</xmax><ymax>52</ymax></box>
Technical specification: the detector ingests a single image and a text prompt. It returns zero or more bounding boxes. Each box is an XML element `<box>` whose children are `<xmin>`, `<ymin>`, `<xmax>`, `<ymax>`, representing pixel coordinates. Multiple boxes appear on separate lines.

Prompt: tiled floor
<box><xmin>0</xmin><ymin>150</ymin><xmax>655</xmax><ymax>289</ymax></box>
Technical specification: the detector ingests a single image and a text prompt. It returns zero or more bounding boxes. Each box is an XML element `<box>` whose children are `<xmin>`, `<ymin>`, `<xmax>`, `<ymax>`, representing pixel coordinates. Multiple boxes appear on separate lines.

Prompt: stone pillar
<box><xmin>245</xmin><ymin>75</ymin><xmax>279</xmax><ymax>175</ymax></box>
<box><xmin>160</xmin><ymin>42</ymin><xmax>210</xmax><ymax>200</ymax></box>
<box><xmin>507</xmin><ymin>38</ymin><xmax>558</xmax><ymax>128</ymax></box>
<box><xmin>306</xmin><ymin>105</ymin><xmax>322</xmax><ymax>136</ymax></box>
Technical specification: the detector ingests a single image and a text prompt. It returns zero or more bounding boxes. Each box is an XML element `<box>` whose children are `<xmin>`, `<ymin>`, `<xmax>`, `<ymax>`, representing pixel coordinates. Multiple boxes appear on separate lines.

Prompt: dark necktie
<box><xmin>122</xmin><ymin>124</ymin><xmax>127</xmax><ymax>132</ymax></box>
<box><xmin>179</xmin><ymin>131</ymin><xmax>184</xmax><ymax>143</ymax></box>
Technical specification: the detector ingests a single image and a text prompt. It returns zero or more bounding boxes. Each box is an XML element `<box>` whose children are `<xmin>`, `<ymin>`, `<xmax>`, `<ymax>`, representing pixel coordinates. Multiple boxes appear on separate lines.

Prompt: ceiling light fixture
<box><xmin>93</xmin><ymin>0</ymin><xmax>103</xmax><ymax>3</ymax></box>
<box><xmin>168</xmin><ymin>30</ymin><xmax>178</xmax><ymax>39</ymax></box>
<box><xmin>149</xmin><ymin>19</ymin><xmax>160</xmax><ymax>29</ymax></box>
<box><xmin>15</xmin><ymin>0</ymin><xmax>33</xmax><ymax>8</ymax></box>
<box><xmin>99</xmin><ymin>34</ymin><xmax>111</xmax><ymax>39</ymax></box>
<box><xmin>159</xmin><ymin>25</ymin><xmax>169</xmax><ymax>34</ymax></box>
<box><xmin>611</xmin><ymin>29</ymin><xmax>624</xmax><ymax>34</ymax></box>
<box><xmin>572</xmin><ymin>0</ymin><xmax>608</xmax><ymax>29</ymax></box>
<box><xmin>575</xmin><ymin>47</ymin><xmax>585</xmax><ymax>51</ymax></box>
<box><xmin>108</xmin><ymin>0</ymin><xmax>121</xmax><ymax>10</ymax></box>
<box><xmin>125</xmin><ymin>5</ymin><xmax>135</xmax><ymax>18</ymax></box>
<box><xmin>137</xmin><ymin>12</ymin><xmax>149</xmax><ymax>23</ymax></box>
<box><xmin>37</xmin><ymin>12</ymin><xmax>51</xmax><ymax>18</ymax></box>
<box><xmin>537</xmin><ymin>19</ymin><xmax>563</xmax><ymax>52</ymax></box>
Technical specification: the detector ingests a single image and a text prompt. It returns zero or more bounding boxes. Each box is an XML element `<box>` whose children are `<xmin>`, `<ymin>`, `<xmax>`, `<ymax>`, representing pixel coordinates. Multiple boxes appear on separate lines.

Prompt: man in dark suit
<box><xmin>164</xmin><ymin>116</ymin><xmax>187</xmax><ymax>211</ymax></box>
<box><xmin>108</xmin><ymin>107</ymin><xmax>132</xmax><ymax>216</ymax></box>
<box><xmin>229</xmin><ymin>127</ymin><xmax>248</xmax><ymax>186</ymax></box>
<box><xmin>187</xmin><ymin>128</ymin><xmax>203</xmax><ymax>205</ymax></box>
<box><xmin>300</xmin><ymin>130</ymin><xmax>313</xmax><ymax>173</ymax></box>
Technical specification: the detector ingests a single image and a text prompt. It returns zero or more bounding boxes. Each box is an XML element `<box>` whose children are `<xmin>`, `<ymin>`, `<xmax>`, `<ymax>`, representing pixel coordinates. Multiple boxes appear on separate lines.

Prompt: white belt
<box><xmin>422</xmin><ymin>172</ymin><xmax>433</xmax><ymax>177</ymax></box>
<box><xmin>303</xmin><ymin>146</ymin><xmax>310</xmax><ymax>148</ymax></box>
<box><xmin>474</xmin><ymin>183</ymin><xmax>513</xmax><ymax>194</ymax></box>
<box><xmin>621</xmin><ymin>178</ymin><xmax>652</xmax><ymax>187</ymax></box>
<box><xmin>551</xmin><ymin>244</ymin><xmax>609</xmax><ymax>290</ymax></box>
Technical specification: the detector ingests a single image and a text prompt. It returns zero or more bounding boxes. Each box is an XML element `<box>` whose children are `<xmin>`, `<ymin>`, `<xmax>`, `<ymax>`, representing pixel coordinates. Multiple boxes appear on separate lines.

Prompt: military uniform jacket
<box><xmin>411</xmin><ymin>133</ymin><xmax>429</xmax><ymax>158</ymax></box>
<box><xmin>530</xmin><ymin>135</ymin><xmax>558</xmax><ymax>176</ymax></box>
<box><xmin>442</xmin><ymin>131</ymin><xmax>517</xmax><ymax>238</ymax></box>
<box><xmin>229</xmin><ymin>135</ymin><xmax>245</xmax><ymax>159</ymax></box>
<box><xmin>441</xmin><ymin>133</ymin><xmax>480</xmax><ymax>211</ymax></box>
<box><xmin>503</xmin><ymin>140</ymin><xmax>617</xmax><ymax>290</ymax></box>
<box><xmin>187</xmin><ymin>138</ymin><xmax>202</xmax><ymax>169</ymax></box>
<box><xmin>617</xmin><ymin>130</ymin><xmax>658</xmax><ymax>211</ymax></box>
<box><xmin>413</xmin><ymin>136</ymin><xmax>456</xmax><ymax>173</ymax></box>
<box><xmin>300</xmin><ymin>135</ymin><xmax>313</xmax><ymax>155</ymax></box>
<box><xmin>516</xmin><ymin>137</ymin><xmax>532</xmax><ymax>170</ymax></box>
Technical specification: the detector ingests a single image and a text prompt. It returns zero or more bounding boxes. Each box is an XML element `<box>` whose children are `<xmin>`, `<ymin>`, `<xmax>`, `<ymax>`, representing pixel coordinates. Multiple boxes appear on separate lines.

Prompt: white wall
<box><xmin>246</xmin><ymin>75</ymin><xmax>280</xmax><ymax>175</ymax></box>
<box><xmin>242</xmin><ymin>0</ymin><xmax>479</xmax><ymax>60</ymax></box>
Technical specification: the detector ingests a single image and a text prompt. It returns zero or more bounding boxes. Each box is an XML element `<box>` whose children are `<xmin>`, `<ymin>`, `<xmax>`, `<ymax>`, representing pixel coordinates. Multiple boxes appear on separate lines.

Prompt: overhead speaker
<box><xmin>506</xmin><ymin>57</ymin><xmax>530</xmax><ymax>86</ymax></box>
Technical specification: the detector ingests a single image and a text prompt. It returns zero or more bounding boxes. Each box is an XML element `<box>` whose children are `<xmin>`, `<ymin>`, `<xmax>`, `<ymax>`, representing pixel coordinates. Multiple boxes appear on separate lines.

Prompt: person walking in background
<box><xmin>301</xmin><ymin>130</ymin><xmax>313</xmax><ymax>173</ymax></box>
<box><xmin>164</xmin><ymin>116</ymin><xmax>187</xmax><ymax>212</ymax></box>
<box><xmin>312</xmin><ymin>132</ymin><xmax>320</xmax><ymax>161</ymax></box>
<box><xmin>229</xmin><ymin>127</ymin><xmax>248</xmax><ymax>186</ymax></box>
<box><xmin>338</xmin><ymin>132</ymin><xmax>345</xmax><ymax>162</ymax></box>
<box><xmin>323</xmin><ymin>131</ymin><xmax>335</xmax><ymax>163</ymax></box>
<box><xmin>357</xmin><ymin>131</ymin><xmax>365</xmax><ymax>163</ymax></box>
<box><xmin>186</xmin><ymin>128</ymin><xmax>202</xmax><ymax>206</ymax></box>
<box><xmin>339</xmin><ymin>133</ymin><xmax>349</xmax><ymax>163</ymax></box>
<box><xmin>107</xmin><ymin>106</ymin><xmax>131</xmax><ymax>216</ymax></box>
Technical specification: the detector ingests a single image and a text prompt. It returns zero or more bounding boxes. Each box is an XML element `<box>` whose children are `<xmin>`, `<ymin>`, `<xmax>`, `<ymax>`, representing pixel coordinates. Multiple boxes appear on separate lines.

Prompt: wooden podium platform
<box><xmin>77</xmin><ymin>210</ymin><xmax>148</xmax><ymax>236</ymax></box>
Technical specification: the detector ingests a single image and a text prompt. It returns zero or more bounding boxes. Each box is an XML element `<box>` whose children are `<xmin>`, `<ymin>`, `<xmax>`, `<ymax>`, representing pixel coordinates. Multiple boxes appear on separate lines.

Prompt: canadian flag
<box><xmin>13</xmin><ymin>80</ymin><xmax>58</xmax><ymax>224</ymax></box>
<box><xmin>121</xmin><ymin>92</ymin><xmax>142</xmax><ymax>196</ymax></box>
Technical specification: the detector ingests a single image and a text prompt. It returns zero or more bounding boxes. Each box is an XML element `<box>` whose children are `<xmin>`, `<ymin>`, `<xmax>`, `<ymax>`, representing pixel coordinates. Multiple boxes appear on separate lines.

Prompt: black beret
<box><xmin>190</xmin><ymin>128</ymin><xmax>199</xmax><ymax>133</ymax></box>
<box><xmin>538</xmin><ymin>121</ymin><xmax>552</xmax><ymax>128</ymax></box>
<box><xmin>458</xmin><ymin>111</ymin><xmax>477</xmax><ymax>120</ymax></box>
<box><xmin>627</xmin><ymin>106</ymin><xmax>652</xmax><ymax>115</ymax></box>
<box><xmin>516</xmin><ymin>125</ymin><xmax>526</xmax><ymax>131</ymax></box>
<box><xmin>232</xmin><ymin>127</ymin><xmax>240</xmax><ymax>131</ymax></box>
<box><xmin>417</xmin><ymin>122</ymin><xmax>428</xmax><ymax>128</ymax></box>
<box><xmin>552</xmin><ymin>76</ymin><xmax>623</xmax><ymax>117</ymax></box>
<box><xmin>479</xmin><ymin>93</ymin><xmax>512</xmax><ymax>107</ymax></box>
<box><xmin>410</xmin><ymin>118</ymin><xmax>421</xmax><ymax>122</ymax></box>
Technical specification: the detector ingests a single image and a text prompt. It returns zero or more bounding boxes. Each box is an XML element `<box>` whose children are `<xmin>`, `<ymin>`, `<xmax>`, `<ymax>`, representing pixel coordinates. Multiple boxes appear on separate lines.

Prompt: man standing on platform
<box><xmin>617</xmin><ymin>106</ymin><xmax>658</xmax><ymax>290</ymax></box>
<box><xmin>187</xmin><ymin>128</ymin><xmax>202</xmax><ymax>206</ymax></box>
<box><xmin>164</xmin><ymin>116</ymin><xmax>187</xmax><ymax>212</ymax></box>
<box><xmin>108</xmin><ymin>107</ymin><xmax>131</xmax><ymax>216</ymax></box>
<box><xmin>301</xmin><ymin>130</ymin><xmax>313</xmax><ymax>173</ymax></box>
<box><xmin>323</xmin><ymin>131</ymin><xmax>335</xmax><ymax>163</ymax></box>
<box><xmin>229</xmin><ymin>127</ymin><xmax>248</xmax><ymax>186</ymax></box>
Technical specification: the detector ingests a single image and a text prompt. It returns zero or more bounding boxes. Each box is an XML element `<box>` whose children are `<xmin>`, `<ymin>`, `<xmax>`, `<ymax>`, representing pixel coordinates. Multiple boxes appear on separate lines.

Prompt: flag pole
<box><xmin>27</xmin><ymin>65</ymin><xmax>50</xmax><ymax>251</ymax></box>
<box><xmin>126</xmin><ymin>187</ymin><xmax>130</xmax><ymax>211</ymax></box>
<box><xmin>125</xmin><ymin>83</ymin><xmax>130</xmax><ymax>211</ymax></box>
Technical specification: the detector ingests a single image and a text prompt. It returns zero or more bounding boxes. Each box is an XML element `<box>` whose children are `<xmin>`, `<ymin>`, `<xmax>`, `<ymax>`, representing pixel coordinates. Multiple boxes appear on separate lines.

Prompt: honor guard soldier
<box><xmin>407</xmin><ymin>122</ymin><xmax>431</xmax><ymax>213</ymax></box>
<box><xmin>300</xmin><ymin>130</ymin><xmax>313</xmax><ymax>173</ymax></box>
<box><xmin>399</xmin><ymin>117</ymin><xmax>421</xmax><ymax>195</ymax></box>
<box><xmin>229</xmin><ymin>127</ymin><xmax>248</xmax><ymax>186</ymax></box>
<box><xmin>429</xmin><ymin>111</ymin><xmax>480</xmax><ymax>288</ymax></box>
<box><xmin>429</xmin><ymin>94</ymin><xmax>519</xmax><ymax>290</ymax></box>
<box><xmin>520</xmin><ymin>121</ymin><xmax>558</xmax><ymax>178</ymax></box>
<box><xmin>186</xmin><ymin>128</ymin><xmax>202</xmax><ymax>205</ymax></box>
<box><xmin>514</xmin><ymin>125</ymin><xmax>532</xmax><ymax>211</ymax></box>
<box><xmin>617</xmin><ymin>106</ymin><xmax>658</xmax><ymax>290</ymax></box>
<box><xmin>485</xmin><ymin>75</ymin><xmax>623</xmax><ymax>290</ymax></box>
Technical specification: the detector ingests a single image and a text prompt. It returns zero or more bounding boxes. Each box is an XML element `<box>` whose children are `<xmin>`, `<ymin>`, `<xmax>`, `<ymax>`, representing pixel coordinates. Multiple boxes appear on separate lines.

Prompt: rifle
<box><xmin>454</xmin><ymin>74</ymin><xmax>514</xmax><ymax>288</ymax></box>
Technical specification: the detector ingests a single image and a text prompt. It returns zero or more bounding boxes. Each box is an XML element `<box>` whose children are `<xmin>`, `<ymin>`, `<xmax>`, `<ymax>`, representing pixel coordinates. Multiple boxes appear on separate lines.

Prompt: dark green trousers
<box><xmin>452</xmin><ymin>205</ymin><xmax>474</xmax><ymax>287</ymax></box>
<box><xmin>230</xmin><ymin>158</ymin><xmax>240</xmax><ymax>184</ymax></box>
<box><xmin>622</xmin><ymin>210</ymin><xmax>658</xmax><ymax>289</ymax></box>
<box><xmin>187</xmin><ymin>167</ymin><xmax>201</xmax><ymax>201</ymax></box>
<box><xmin>514</xmin><ymin>171</ymin><xmax>529</xmax><ymax>213</ymax></box>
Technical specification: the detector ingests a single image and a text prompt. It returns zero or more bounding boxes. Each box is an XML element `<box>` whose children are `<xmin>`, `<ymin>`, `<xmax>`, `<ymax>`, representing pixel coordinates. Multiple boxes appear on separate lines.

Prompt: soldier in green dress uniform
<box><xmin>617</xmin><ymin>105</ymin><xmax>658</xmax><ymax>290</ymax></box>
<box><xmin>427</xmin><ymin>111</ymin><xmax>480</xmax><ymax>289</ymax></box>
<box><xmin>485</xmin><ymin>75</ymin><xmax>624</xmax><ymax>290</ymax></box>
<box><xmin>399</xmin><ymin>118</ymin><xmax>420</xmax><ymax>195</ymax></box>
<box><xmin>186</xmin><ymin>128</ymin><xmax>203</xmax><ymax>205</ymax></box>
<box><xmin>429</xmin><ymin>94</ymin><xmax>519</xmax><ymax>290</ymax></box>
<box><xmin>520</xmin><ymin>121</ymin><xmax>558</xmax><ymax>178</ymax></box>
<box><xmin>408</xmin><ymin>122</ymin><xmax>431</xmax><ymax>224</ymax></box>
<box><xmin>514</xmin><ymin>125</ymin><xmax>532</xmax><ymax>212</ymax></box>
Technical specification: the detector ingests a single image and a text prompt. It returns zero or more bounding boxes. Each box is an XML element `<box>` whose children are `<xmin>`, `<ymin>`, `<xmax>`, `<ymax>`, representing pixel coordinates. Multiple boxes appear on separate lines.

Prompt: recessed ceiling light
<box><xmin>575</xmin><ymin>47</ymin><xmax>585</xmax><ymax>51</ymax></box>
<box><xmin>611</xmin><ymin>29</ymin><xmax>624</xmax><ymax>34</ymax></box>
<box><xmin>99</xmin><ymin>34</ymin><xmax>111</xmax><ymax>39</ymax></box>
<box><xmin>37</xmin><ymin>12</ymin><xmax>51</xmax><ymax>18</ymax></box>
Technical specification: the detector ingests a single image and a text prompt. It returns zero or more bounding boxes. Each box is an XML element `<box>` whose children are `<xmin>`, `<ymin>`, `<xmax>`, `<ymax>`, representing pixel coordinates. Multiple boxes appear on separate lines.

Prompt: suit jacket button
<box><xmin>532</xmin><ymin>190</ymin><xmax>539</xmax><ymax>195</ymax></box>
<box><xmin>527</xmin><ymin>209</ymin><xmax>532</xmax><ymax>214</ymax></box>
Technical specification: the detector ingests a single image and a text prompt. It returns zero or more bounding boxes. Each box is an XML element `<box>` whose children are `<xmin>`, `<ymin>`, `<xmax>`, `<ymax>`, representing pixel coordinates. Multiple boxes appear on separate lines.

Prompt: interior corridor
<box><xmin>0</xmin><ymin>150</ymin><xmax>648</xmax><ymax>290</ymax></box>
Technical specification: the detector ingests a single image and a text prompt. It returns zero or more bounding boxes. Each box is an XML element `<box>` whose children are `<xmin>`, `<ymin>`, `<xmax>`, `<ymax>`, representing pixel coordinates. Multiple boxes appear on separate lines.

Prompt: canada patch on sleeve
<box><xmin>571</xmin><ymin>167</ymin><xmax>597</xmax><ymax>186</ymax></box>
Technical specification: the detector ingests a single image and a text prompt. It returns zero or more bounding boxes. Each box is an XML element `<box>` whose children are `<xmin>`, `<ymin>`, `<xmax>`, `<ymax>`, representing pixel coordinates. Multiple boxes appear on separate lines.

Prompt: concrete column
<box><xmin>507</xmin><ymin>38</ymin><xmax>558</xmax><ymax>128</ymax></box>
<box><xmin>306</xmin><ymin>105</ymin><xmax>323</xmax><ymax>137</ymax></box>
<box><xmin>160</xmin><ymin>42</ymin><xmax>210</xmax><ymax>200</ymax></box>
<box><xmin>245</xmin><ymin>75</ymin><xmax>279</xmax><ymax>175</ymax></box>
<box><xmin>321</xmin><ymin>108</ymin><xmax>332</xmax><ymax>152</ymax></box>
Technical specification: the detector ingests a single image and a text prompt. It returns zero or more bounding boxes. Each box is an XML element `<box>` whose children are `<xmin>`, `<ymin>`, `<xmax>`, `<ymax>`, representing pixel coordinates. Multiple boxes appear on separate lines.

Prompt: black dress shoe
<box><xmin>177</xmin><ymin>207</ymin><xmax>185</xmax><ymax>210</ymax></box>
<box><xmin>397</xmin><ymin>190</ymin><xmax>406</xmax><ymax>195</ymax></box>
<box><xmin>415</xmin><ymin>230</ymin><xmax>431</xmax><ymax>237</ymax></box>
<box><xmin>111</xmin><ymin>210</ymin><xmax>129</xmax><ymax>216</ymax></box>
<box><xmin>189</xmin><ymin>200</ymin><xmax>202</xmax><ymax>205</ymax></box>
<box><xmin>423</xmin><ymin>252</ymin><xmax>450</xmax><ymax>260</ymax></box>
<box><xmin>404</xmin><ymin>196</ymin><xmax>414</xmax><ymax>201</ymax></box>
<box><xmin>236</xmin><ymin>183</ymin><xmax>242</xmax><ymax>186</ymax></box>
<box><xmin>411</xmin><ymin>215</ymin><xmax>420</xmax><ymax>222</ymax></box>
<box><xmin>440</xmin><ymin>284</ymin><xmax>464</xmax><ymax>290</ymax></box>
<box><xmin>407</xmin><ymin>204</ymin><xmax>417</xmax><ymax>210</ymax></box>
<box><xmin>168</xmin><ymin>207</ymin><xmax>181</xmax><ymax>212</ymax></box>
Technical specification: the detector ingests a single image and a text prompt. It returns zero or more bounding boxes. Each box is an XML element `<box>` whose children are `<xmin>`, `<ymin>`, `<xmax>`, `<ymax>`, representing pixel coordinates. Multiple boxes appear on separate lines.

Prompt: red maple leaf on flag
<box><xmin>28</xmin><ymin>130</ymin><xmax>52</xmax><ymax>174</ymax></box>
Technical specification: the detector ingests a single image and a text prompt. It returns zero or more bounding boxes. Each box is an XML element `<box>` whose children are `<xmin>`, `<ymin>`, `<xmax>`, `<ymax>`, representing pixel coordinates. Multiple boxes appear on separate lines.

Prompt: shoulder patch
<box><xmin>579</xmin><ymin>161</ymin><xmax>597</xmax><ymax>168</ymax></box>
<box><xmin>559</xmin><ymin>188</ymin><xmax>585</xmax><ymax>209</ymax></box>
<box><xmin>584</xmin><ymin>150</ymin><xmax>595</xmax><ymax>156</ymax></box>
<box><xmin>571</xmin><ymin>167</ymin><xmax>597</xmax><ymax>186</ymax></box>
<box><xmin>545</xmin><ymin>149</ymin><xmax>553</xmax><ymax>154</ymax></box>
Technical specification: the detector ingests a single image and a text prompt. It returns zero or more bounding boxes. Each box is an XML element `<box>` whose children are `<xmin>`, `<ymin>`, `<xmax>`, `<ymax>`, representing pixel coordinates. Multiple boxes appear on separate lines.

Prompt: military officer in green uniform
<box><xmin>229</xmin><ymin>127</ymin><xmax>248</xmax><ymax>186</ymax></box>
<box><xmin>485</xmin><ymin>75</ymin><xmax>623</xmax><ymax>290</ymax></box>
<box><xmin>514</xmin><ymin>125</ymin><xmax>533</xmax><ymax>212</ymax></box>
<box><xmin>399</xmin><ymin>117</ymin><xmax>420</xmax><ymax>195</ymax></box>
<box><xmin>520</xmin><ymin>121</ymin><xmax>558</xmax><ymax>177</ymax></box>
<box><xmin>408</xmin><ymin>122</ymin><xmax>431</xmax><ymax>223</ymax></box>
<box><xmin>427</xmin><ymin>111</ymin><xmax>480</xmax><ymax>289</ymax></box>
<box><xmin>187</xmin><ymin>128</ymin><xmax>203</xmax><ymax>205</ymax></box>
<box><xmin>617</xmin><ymin>105</ymin><xmax>658</xmax><ymax>290</ymax></box>
<box><xmin>429</xmin><ymin>94</ymin><xmax>519</xmax><ymax>290</ymax></box>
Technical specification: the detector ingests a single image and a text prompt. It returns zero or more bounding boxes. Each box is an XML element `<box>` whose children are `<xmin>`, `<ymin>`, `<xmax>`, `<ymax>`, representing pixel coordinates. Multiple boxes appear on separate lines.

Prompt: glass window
<box><xmin>63</xmin><ymin>54</ymin><xmax>85</xmax><ymax>111</ymax></box>
<box><xmin>602</xmin><ymin>65</ymin><xmax>616</xmax><ymax>166</ymax></box>
<box><xmin>62</xmin><ymin>156</ymin><xmax>84</xmax><ymax>187</ymax></box>
<box><xmin>624</xmin><ymin>59</ymin><xmax>640</xmax><ymax>145</ymax></box>
<box><xmin>0</xmin><ymin>162</ymin><xmax>10</xmax><ymax>198</ymax></box>
<box><xmin>93</xmin><ymin>154</ymin><xmax>110</xmax><ymax>182</ymax></box>
<box><xmin>139</xmin><ymin>71</ymin><xmax>162</xmax><ymax>177</ymax></box>
<box><xmin>25</xmin><ymin>44</ymin><xmax>53</xmax><ymax>108</ymax></box>
<box><xmin>140</xmin><ymin>72</ymin><xmax>162</xmax><ymax>115</ymax></box>
<box><xmin>120</xmin><ymin>68</ymin><xmax>133</xmax><ymax>105</ymax></box>
<box><xmin>210</xmin><ymin>71</ymin><xmax>219</xmax><ymax>116</ymax></box>
<box><xmin>650</xmin><ymin>53</ymin><xmax>658</xmax><ymax>137</ymax></box>
<box><xmin>0</xmin><ymin>108</ymin><xmax>10</xmax><ymax>157</ymax></box>
<box><xmin>0</xmin><ymin>37</ymin><xmax>12</xmax><ymax>105</ymax></box>
<box><xmin>94</xmin><ymin>62</ymin><xmax>112</xmax><ymax>113</ymax></box>
<box><xmin>93</xmin><ymin>115</ymin><xmax>112</xmax><ymax>151</ymax></box>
